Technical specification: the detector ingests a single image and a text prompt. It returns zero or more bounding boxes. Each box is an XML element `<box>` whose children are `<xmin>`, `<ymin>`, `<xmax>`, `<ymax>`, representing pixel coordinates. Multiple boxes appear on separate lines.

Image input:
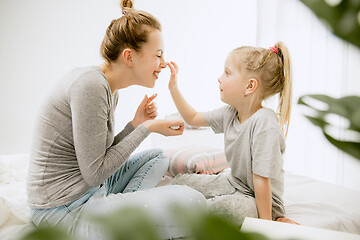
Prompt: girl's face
<box><xmin>218</xmin><ymin>54</ymin><xmax>247</xmax><ymax>105</ymax></box>
<box><xmin>132</xmin><ymin>29</ymin><xmax>166</xmax><ymax>88</ymax></box>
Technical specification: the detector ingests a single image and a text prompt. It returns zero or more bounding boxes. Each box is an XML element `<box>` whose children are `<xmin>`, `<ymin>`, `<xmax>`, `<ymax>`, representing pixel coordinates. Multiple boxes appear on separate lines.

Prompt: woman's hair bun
<box><xmin>101</xmin><ymin>0</ymin><xmax>161</xmax><ymax>62</ymax></box>
<box><xmin>120</xmin><ymin>0</ymin><xmax>134</xmax><ymax>9</ymax></box>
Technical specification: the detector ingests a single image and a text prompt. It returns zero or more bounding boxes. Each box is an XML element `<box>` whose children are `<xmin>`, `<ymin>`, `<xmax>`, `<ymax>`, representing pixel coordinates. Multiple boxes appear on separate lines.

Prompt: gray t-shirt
<box><xmin>204</xmin><ymin>106</ymin><xmax>285</xmax><ymax>219</ymax></box>
<box><xmin>27</xmin><ymin>66</ymin><xmax>150</xmax><ymax>209</ymax></box>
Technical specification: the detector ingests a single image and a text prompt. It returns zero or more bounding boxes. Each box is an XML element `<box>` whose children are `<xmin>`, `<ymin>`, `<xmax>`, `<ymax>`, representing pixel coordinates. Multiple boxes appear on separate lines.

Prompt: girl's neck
<box><xmin>235</xmin><ymin>103</ymin><xmax>263</xmax><ymax>124</ymax></box>
<box><xmin>100</xmin><ymin>62</ymin><xmax>133</xmax><ymax>94</ymax></box>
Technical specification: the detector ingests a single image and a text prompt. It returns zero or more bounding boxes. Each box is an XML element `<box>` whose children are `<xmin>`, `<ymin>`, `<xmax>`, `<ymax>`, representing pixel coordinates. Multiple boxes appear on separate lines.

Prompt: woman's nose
<box><xmin>160</xmin><ymin>57</ymin><xmax>166</xmax><ymax>69</ymax></box>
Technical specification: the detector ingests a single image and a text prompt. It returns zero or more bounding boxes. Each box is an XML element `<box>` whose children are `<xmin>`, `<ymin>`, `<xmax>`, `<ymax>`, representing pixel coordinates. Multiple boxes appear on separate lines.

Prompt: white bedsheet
<box><xmin>0</xmin><ymin>154</ymin><xmax>33</xmax><ymax>240</ymax></box>
<box><xmin>0</xmin><ymin>154</ymin><xmax>359</xmax><ymax>240</ymax></box>
<box><xmin>283</xmin><ymin>171</ymin><xmax>360</xmax><ymax>233</ymax></box>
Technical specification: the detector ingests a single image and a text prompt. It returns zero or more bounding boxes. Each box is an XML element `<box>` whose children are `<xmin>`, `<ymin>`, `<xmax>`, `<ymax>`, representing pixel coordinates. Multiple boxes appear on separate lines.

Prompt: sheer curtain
<box><xmin>257</xmin><ymin>0</ymin><xmax>360</xmax><ymax>191</ymax></box>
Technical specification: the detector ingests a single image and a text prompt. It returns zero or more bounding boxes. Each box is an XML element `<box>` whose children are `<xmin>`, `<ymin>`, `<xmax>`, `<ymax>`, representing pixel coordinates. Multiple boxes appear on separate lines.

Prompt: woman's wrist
<box><xmin>141</xmin><ymin>120</ymin><xmax>155</xmax><ymax>132</ymax></box>
<box><xmin>131</xmin><ymin>120</ymin><xmax>140</xmax><ymax>128</ymax></box>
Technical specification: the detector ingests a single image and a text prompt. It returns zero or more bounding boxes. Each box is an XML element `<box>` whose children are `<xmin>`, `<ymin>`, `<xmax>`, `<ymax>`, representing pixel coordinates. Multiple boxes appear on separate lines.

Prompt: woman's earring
<box><xmin>244</xmin><ymin>93</ymin><xmax>247</xmax><ymax>97</ymax></box>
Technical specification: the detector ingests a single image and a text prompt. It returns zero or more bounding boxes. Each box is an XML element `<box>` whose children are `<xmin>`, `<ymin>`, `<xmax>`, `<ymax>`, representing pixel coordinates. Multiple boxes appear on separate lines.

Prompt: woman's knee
<box><xmin>131</xmin><ymin>148</ymin><xmax>168</xmax><ymax>168</ymax></box>
<box><xmin>150</xmin><ymin>148</ymin><xmax>169</xmax><ymax>171</ymax></box>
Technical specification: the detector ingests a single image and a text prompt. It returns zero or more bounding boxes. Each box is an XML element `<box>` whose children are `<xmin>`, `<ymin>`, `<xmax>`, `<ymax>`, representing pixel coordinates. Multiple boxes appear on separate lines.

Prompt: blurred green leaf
<box><xmin>324</xmin><ymin>132</ymin><xmax>360</xmax><ymax>159</ymax></box>
<box><xmin>298</xmin><ymin>94</ymin><xmax>360</xmax><ymax>160</ymax></box>
<box><xmin>304</xmin><ymin>115</ymin><xmax>329</xmax><ymax>128</ymax></box>
<box><xmin>93</xmin><ymin>206</ymin><xmax>160</xmax><ymax>240</ymax></box>
<box><xmin>21</xmin><ymin>226</ymin><xmax>75</xmax><ymax>240</ymax></box>
<box><xmin>21</xmin><ymin>206</ymin><xmax>273</xmax><ymax>240</ymax></box>
<box><xmin>300</xmin><ymin>0</ymin><xmax>360</xmax><ymax>48</ymax></box>
<box><xmin>171</xmin><ymin>205</ymin><xmax>269</xmax><ymax>240</ymax></box>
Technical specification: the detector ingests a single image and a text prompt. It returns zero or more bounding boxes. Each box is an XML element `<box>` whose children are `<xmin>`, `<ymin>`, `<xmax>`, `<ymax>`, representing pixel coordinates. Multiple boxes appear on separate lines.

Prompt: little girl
<box><xmin>167</xmin><ymin>42</ymin><xmax>299</xmax><ymax>225</ymax></box>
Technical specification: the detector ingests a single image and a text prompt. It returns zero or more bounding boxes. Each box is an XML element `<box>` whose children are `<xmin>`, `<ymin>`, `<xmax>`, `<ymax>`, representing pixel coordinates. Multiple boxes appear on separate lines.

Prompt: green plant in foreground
<box><xmin>93</xmin><ymin>206</ymin><xmax>160</xmax><ymax>240</ymax></box>
<box><xmin>171</xmin><ymin>205</ymin><xmax>269</xmax><ymax>240</ymax></box>
<box><xmin>300</xmin><ymin>0</ymin><xmax>360</xmax><ymax>48</ymax></box>
<box><xmin>20</xmin><ymin>226</ymin><xmax>77</xmax><ymax>240</ymax></box>
<box><xmin>21</xmin><ymin>206</ymin><xmax>269</xmax><ymax>240</ymax></box>
<box><xmin>298</xmin><ymin>94</ymin><xmax>360</xmax><ymax>160</ymax></box>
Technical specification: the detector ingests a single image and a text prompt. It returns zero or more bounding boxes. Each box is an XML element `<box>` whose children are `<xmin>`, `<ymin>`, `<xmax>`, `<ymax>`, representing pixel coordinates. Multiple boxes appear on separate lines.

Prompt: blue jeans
<box><xmin>31</xmin><ymin>148</ymin><xmax>188</xmax><ymax>238</ymax></box>
<box><xmin>31</xmin><ymin>148</ymin><xmax>207</xmax><ymax>239</ymax></box>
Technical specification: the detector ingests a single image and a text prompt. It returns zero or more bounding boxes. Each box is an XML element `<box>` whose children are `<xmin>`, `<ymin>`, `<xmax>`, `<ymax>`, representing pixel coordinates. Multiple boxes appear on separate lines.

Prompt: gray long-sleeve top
<box><xmin>27</xmin><ymin>66</ymin><xmax>150</xmax><ymax>209</ymax></box>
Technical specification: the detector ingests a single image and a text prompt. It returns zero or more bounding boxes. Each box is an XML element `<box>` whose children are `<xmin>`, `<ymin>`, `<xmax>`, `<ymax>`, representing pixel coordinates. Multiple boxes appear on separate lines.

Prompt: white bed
<box><xmin>0</xmin><ymin>154</ymin><xmax>33</xmax><ymax>240</ymax></box>
<box><xmin>0</xmin><ymin>153</ymin><xmax>359</xmax><ymax>240</ymax></box>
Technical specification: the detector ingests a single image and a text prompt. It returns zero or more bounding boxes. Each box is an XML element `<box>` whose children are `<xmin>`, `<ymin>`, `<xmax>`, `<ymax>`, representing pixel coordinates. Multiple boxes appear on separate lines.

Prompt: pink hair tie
<box><xmin>269</xmin><ymin>47</ymin><xmax>278</xmax><ymax>54</ymax></box>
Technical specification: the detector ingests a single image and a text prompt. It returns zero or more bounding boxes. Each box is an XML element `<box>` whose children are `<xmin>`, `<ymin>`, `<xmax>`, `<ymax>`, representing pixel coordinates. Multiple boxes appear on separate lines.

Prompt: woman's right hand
<box><xmin>167</xmin><ymin>61</ymin><xmax>179</xmax><ymax>91</ymax></box>
<box><xmin>142</xmin><ymin>119</ymin><xmax>184</xmax><ymax>136</ymax></box>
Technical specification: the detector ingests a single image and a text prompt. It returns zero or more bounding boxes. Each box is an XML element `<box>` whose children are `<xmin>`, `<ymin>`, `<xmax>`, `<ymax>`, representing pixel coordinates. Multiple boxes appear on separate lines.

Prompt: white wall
<box><xmin>0</xmin><ymin>0</ymin><xmax>256</xmax><ymax>154</ymax></box>
<box><xmin>135</xmin><ymin>0</ymin><xmax>257</xmax><ymax>116</ymax></box>
<box><xmin>0</xmin><ymin>0</ymin><xmax>119</xmax><ymax>153</ymax></box>
<box><xmin>0</xmin><ymin>0</ymin><xmax>359</xmax><ymax>190</ymax></box>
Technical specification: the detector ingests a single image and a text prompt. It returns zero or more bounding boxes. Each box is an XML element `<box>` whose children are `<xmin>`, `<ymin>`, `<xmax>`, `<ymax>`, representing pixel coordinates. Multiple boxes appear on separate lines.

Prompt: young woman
<box><xmin>168</xmin><ymin>43</ymin><xmax>299</xmax><ymax>225</ymax></box>
<box><xmin>27</xmin><ymin>0</ymin><xmax>205</xmax><ymax>239</ymax></box>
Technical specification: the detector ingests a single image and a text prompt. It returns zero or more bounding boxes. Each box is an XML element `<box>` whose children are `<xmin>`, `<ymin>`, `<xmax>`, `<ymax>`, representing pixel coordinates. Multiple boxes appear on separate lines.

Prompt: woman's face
<box><xmin>131</xmin><ymin>29</ymin><xmax>166</xmax><ymax>88</ymax></box>
<box><xmin>218</xmin><ymin>54</ymin><xmax>247</xmax><ymax>105</ymax></box>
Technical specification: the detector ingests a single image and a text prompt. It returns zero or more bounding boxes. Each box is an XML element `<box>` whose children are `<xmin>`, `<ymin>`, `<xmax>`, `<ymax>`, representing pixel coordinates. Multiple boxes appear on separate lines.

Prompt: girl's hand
<box><xmin>131</xmin><ymin>94</ymin><xmax>158</xmax><ymax>128</ymax></box>
<box><xmin>167</xmin><ymin>61</ymin><xmax>179</xmax><ymax>91</ymax></box>
<box><xmin>276</xmin><ymin>217</ymin><xmax>300</xmax><ymax>225</ymax></box>
<box><xmin>142</xmin><ymin>119</ymin><xmax>185</xmax><ymax>136</ymax></box>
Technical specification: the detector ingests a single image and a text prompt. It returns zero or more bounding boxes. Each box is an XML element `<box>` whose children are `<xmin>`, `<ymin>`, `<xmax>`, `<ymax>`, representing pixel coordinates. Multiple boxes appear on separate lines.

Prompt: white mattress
<box><xmin>0</xmin><ymin>154</ymin><xmax>33</xmax><ymax>240</ymax></box>
<box><xmin>283</xmin><ymin>171</ymin><xmax>360</xmax><ymax>233</ymax></box>
<box><xmin>0</xmin><ymin>154</ymin><xmax>359</xmax><ymax>240</ymax></box>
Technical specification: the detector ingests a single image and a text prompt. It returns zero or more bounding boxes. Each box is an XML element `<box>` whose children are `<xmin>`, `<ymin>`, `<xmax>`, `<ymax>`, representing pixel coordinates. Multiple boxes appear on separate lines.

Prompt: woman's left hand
<box><xmin>131</xmin><ymin>94</ymin><xmax>158</xmax><ymax>128</ymax></box>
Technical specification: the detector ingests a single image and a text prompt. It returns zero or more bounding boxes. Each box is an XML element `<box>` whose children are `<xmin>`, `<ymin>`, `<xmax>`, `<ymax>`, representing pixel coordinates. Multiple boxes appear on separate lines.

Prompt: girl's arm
<box><xmin>167</xmin><ymin>61</ymin><xmax>209</xmax><ymax>127</ymax></box>
<box><xmin>252</xmin><ymin>173</ymin><xmax>272</xmax><ymax>220</ymax></box>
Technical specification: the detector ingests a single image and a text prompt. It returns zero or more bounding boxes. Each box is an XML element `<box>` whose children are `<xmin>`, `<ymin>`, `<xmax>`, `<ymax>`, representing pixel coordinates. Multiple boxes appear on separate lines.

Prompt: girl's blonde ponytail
<box><xmin>275</xmin><ymin>42</ymin><xmax>292</xmax><ymax>137</ymax></box>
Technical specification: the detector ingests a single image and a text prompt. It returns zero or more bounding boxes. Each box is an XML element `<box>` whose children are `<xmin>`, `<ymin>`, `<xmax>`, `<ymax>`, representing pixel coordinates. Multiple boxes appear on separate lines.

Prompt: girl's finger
<box><xmin>167</xmin><ymin>62</ymin><xmax>175</xmax><ymax>74</ymax></box>
<box><xmin>166</xmin><ymin>62</ymin><xmax>173</xmax><ymax>71</ymax></box>
<box><xmin>170</xmin><ymin>61</ymin><xmax>178</xmax><ymax>71</ymax></box>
